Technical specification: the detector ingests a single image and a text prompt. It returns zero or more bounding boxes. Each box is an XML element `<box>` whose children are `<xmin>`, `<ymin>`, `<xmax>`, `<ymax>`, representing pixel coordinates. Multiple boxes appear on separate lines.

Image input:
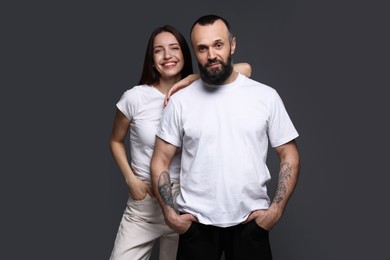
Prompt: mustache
<box><xmin>205</xmin><ymin>58</ymin><xmax>224</xmax><ymax>67</ymax></box>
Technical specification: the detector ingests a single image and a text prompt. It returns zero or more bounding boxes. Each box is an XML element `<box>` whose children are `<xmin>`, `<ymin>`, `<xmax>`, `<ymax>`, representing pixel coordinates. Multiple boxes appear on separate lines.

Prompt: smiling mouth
<box><xmin>163</xmin><ymin>62</ymin><xmax>177</xmax><ymax>68</ymax></box>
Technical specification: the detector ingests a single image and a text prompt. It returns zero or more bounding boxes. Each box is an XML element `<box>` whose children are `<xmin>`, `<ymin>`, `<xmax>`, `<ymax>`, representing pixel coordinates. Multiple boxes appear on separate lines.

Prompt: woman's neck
<box><xmin>155</xmin><ymin>76</ymin><xmax>181</xmax><ymax>94</ymax></box>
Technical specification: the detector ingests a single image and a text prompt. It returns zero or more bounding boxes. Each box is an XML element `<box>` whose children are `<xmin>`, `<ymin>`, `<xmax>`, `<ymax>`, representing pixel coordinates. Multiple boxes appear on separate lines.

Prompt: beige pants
<box><xmin>110</xmin><ymin>182</ymin><xmax>179</xmax><ymax>260</ymax></box>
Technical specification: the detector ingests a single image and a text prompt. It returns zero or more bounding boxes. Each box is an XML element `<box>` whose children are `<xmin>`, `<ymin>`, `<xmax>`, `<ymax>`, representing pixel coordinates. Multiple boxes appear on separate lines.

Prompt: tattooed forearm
<box><xmin>273</xmin><ymin>162</ymin><xmax>292</xmax><ymax>204</ymax></box>
<box><xmin>158</xmin><ymin>171</ymin><xmax>175</xmax><ymax>209</ymax></box>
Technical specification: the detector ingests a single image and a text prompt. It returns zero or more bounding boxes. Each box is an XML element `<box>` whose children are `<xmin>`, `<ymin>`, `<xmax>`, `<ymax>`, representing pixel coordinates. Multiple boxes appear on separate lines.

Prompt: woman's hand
<box><xmin>127</xmin><ymin>178</ymin><xmax>154</xmax><ymax>200</ymax></box>
<box><xmin>164</xmin><ymin>74</ymin><xmax>200</xmax><ymax>108</ymax></box>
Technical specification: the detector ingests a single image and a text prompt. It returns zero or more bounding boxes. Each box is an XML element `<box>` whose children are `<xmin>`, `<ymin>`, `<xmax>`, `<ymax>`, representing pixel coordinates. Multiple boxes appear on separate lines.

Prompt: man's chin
<box><xmin>202</xmin><ymin>74</ymin><xmax>225</xmax><ymax>86</ymax></box>
<box><xmin>207</xmin><ymin>67</ymin><xmax>221</xmax><ymax>74</ymax></box>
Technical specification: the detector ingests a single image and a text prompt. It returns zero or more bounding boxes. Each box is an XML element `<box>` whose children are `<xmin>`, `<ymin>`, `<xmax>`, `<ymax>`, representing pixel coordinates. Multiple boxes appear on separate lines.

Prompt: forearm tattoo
<box><xmin>273</xmin><ymin>162</ymin><xmax>292</xmax><ymax>204</ymax></box>
<box><xmin>158</xmin><ymin>171</ymin><xmax>175</xmax><ymax>209</ymax></box>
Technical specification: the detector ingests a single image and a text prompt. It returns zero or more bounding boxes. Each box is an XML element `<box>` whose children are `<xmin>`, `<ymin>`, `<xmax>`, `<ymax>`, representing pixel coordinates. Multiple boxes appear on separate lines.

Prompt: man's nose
<box><xmin>207</xmin><ymin>48</ymin><xmax>217</xmax><ymax>60</ymax></box>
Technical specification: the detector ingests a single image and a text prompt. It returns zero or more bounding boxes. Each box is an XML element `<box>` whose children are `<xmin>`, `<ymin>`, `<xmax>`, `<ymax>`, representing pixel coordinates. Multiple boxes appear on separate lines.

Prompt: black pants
<box><xmin>176</xmin><ymin>220</ymin><xmax>273</xmax><ymax>260</ymax></box>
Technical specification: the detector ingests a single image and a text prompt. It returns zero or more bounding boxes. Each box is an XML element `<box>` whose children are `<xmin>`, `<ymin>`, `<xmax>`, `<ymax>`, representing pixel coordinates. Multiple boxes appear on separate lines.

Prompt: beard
<box><xmin>198</xmin><ymin>54</ymin><xmax>234</xmax><ymax>85</ymax></box>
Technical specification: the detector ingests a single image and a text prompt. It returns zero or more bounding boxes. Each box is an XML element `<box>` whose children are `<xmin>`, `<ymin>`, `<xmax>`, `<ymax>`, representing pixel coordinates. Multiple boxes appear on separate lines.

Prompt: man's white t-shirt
<box><xmin>157</xmin><ymin>74</ymin><xmax>299</xmax><ymax>227</ymax></box>
<box><xmin>117</xmin><ymin>85</ymin><xmax>181</xmax><ymax>181</ymax></box>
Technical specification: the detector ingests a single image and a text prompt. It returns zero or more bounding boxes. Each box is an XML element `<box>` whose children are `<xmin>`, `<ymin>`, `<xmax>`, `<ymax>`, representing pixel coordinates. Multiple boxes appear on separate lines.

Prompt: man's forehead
<box><xmin>191</xmin><ymin>20</ymin><xmax>229</xmax><ymax>45</ymax></box>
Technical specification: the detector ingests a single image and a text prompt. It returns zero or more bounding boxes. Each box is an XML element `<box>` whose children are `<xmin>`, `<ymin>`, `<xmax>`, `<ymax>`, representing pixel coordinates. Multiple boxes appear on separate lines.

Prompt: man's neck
<box><xmin>222</xmin><ymin>71</ymin><xmax>239</xmax><ymax>85</ymax></box>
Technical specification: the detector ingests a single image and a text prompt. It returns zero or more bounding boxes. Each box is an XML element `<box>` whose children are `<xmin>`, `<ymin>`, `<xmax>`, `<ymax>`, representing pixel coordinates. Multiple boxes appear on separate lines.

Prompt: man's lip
<box><xmin>208</xmin><ymin>62</ymin><xmax>220</xmax><ymax>68</ymax></box>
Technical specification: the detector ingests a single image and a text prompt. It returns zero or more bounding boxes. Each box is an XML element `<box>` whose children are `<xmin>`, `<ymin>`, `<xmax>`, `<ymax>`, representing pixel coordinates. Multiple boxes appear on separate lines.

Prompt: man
<box><xmin>151</xmin><ymin>14</ymin><xmax>300</xmax><ymax>260</ymax></box>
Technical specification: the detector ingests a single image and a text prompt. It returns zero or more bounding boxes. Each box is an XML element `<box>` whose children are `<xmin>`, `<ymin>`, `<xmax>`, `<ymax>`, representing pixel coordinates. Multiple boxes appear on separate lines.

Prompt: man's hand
<box><xmin>242</xmin><ymin>207</ymin><xmax>282</xmax><ymax>231</ymax></box>
<box><xmin>165</xmin><ymin>211</ymin><xmax>198</xmax><ymax>234</ymax></box>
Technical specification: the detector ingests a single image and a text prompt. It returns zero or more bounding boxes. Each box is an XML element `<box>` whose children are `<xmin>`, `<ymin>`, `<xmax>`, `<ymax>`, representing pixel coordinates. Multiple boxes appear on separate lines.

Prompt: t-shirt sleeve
<box><xmin>116</xmin><ymin>88</ymin><xmax>139</xmax><ymax>120</ymax></box>
<box><xmin>268</xmin><ymin>91</ymin><xmax>299</xmax><ymax>147</ymax></box>
<box><xmin>156</xmin><ymin>100</ymin><xmax>182</xmax><ymax>148</ymax></box>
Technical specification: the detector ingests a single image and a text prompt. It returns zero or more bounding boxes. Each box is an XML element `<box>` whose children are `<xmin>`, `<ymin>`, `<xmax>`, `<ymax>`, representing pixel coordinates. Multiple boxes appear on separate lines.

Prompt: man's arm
<box><xmin>270</xmin><ymin>140</ymin><xmax>300</xmax><ymax>215</ymax></box>
<box><xmin>244</xmin><ymin>140</ymin><xmax>300</xmax><ymax>230</ymax></box>
<box><xmin>150</xmin><ymin>137</ymin><xmax>196</xmax><ymax>233</ymax></box>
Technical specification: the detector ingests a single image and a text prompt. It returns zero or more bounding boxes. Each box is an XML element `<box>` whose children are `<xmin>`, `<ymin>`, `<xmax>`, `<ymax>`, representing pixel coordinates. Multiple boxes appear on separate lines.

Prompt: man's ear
<box><xmin>230</xmin><ymin>37</ymin><xmax>236</xmax><ymax>55</ymax></box>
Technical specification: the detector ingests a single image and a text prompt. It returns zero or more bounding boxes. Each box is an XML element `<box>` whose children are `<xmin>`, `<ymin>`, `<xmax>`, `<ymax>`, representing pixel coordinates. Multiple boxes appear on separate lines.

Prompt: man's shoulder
<box><xmin>241</xmin><ymin>76</ymin><xmax>277</xmax><ymax>95</ymax></box>
<box><xmin>171</xmin><ymin>79</ymin><xmax>203</xmax><ymax>100</ymax></box>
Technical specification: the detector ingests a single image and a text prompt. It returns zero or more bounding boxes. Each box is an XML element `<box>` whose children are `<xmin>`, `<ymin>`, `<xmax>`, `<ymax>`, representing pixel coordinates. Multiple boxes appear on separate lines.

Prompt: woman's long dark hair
<box><xmin>138</xmin><ymin>25</ymin><xmax>193</xmax><ymax>85</ymax></box>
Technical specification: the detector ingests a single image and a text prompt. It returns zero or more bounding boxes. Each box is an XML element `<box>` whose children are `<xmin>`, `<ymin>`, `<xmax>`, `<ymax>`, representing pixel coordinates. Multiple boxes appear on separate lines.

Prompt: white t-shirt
<box><xmin>117</xmin><ymin>85</ymin><xmax>181</xmax><ymax>181</ymax></box>
<box><xmin>157</xmin><ymin>74</ymin><xmax>299</xmax><ymax>227</ymax></box>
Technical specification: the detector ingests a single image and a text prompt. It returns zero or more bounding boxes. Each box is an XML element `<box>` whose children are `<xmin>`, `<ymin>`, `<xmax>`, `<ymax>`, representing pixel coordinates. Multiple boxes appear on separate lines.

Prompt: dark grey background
<box><xmin>2</xmin><ymin>0</ymin><xmax>389</xmax><ymax>259</ymax></box>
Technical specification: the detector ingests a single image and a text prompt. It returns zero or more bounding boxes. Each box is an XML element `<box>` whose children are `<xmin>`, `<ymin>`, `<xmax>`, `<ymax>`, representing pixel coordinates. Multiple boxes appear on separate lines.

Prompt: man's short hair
<box><xmin>190</xmin><ymin>14</ymin><xmax>233</xmax><ymax>40</ymax></box>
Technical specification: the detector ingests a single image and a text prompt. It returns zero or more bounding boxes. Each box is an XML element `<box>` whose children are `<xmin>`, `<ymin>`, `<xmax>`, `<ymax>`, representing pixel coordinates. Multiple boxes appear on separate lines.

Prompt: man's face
<box><xmin>191</xmin><ymin>20</ymin><xmax>236</xmax><ymax>85</ymax></box>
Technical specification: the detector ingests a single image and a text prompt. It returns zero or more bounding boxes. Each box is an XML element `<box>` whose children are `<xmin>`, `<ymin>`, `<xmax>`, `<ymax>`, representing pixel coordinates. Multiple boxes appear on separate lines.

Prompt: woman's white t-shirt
<box><xmin>117</xmin><ymin>85</ymin><xmax>181</xmax><ymax>181</ymax></box>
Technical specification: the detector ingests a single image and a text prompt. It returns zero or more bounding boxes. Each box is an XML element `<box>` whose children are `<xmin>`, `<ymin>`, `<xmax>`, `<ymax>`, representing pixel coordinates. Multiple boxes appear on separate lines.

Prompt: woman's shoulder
<box><xmin>124</xmin><ymin>84</ymin><xmax>151</xmax><ymax>93</ymax></box>
<box><xmin>121</xmin><ymin>84</ymin><xmax>153</xmax><ymax>98</ymax></box>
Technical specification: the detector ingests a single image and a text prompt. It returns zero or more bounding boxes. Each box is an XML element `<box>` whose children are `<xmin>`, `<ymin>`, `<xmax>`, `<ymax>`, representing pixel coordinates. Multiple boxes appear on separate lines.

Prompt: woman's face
<box><xmin>153</xmin><ymin>32</ymin><xmax>185</xmax><ymax>80</ymax></box>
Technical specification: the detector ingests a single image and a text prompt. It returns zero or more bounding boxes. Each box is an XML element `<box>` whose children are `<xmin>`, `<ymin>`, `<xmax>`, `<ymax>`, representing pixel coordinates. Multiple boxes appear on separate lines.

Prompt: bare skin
<box><xmin>150</xmin><ymin>137</ymin><xmax>197</xmax><ymax>234</ymax></box>
<box><xmin>242</xmin><ymin>140</ymin><xmax>300</xmax><ymax>230</ymax></box>
<box><xmin>109</xmin><ymin>110</ymin><xmax>153</xmax><ymax>200</ymax></box>
<box><xmin>191</xmin><ymin>19</ymin><xmax>237</xmax><ymax>85</ymax></box>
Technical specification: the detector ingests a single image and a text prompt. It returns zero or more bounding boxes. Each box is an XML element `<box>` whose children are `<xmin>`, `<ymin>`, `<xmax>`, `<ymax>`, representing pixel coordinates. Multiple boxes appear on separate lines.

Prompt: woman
<box><xmin>109</xmin><ymin>25</ymin><xmax>251</xmax><ymax>260</ymax></box>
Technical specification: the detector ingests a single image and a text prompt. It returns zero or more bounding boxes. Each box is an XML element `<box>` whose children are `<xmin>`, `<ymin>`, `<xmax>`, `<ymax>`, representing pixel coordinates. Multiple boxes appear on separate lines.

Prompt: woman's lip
<box><xmin>163</xmin><ymin>62</ymin><xmax>177</xmax><ymax>68</ymax></box>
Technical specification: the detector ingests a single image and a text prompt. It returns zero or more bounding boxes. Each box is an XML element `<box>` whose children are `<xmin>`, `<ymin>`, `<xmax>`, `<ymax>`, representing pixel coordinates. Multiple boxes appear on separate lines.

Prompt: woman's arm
<box><xmin>109</xmin><ymin>109</ymin><xmax>153</xmax><ymax>200</ymax></box>
<box><xmin>163</xmin><ymin>62</ymin><xmax>252</xmax><ymax>107</ymax></box>
<box><xmin>163</xmin><ymin>74</ymin><xmax>199</xmax><ymax>107</ymax></box>
<box><xmin>234</xmin><ymin>62</ymin><xmax>252</xmax><ymax>77</ymax></box>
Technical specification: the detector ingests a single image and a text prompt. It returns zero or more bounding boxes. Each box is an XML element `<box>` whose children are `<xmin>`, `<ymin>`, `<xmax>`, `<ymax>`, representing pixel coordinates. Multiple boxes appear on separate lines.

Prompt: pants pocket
<box><xmin>179</xmin><ymin>222</ymin><xmax>197</xmax><ymax>240</ymax></box>
<box><xmin>250</xmin><ymin>220</ymin><xmax>269</xmax><ymax>241</ymax></box>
